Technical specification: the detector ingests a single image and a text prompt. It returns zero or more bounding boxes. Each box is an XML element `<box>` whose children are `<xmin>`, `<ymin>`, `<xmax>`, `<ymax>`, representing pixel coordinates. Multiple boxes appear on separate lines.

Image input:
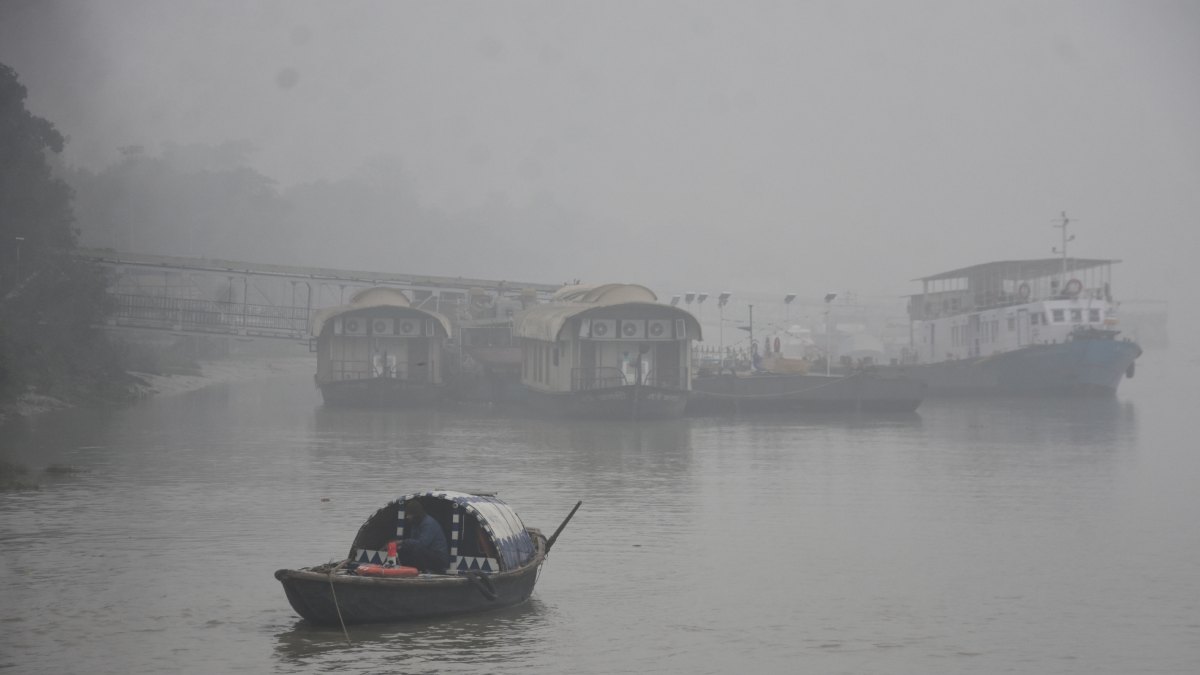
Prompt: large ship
<box><xmin>885</xmin><ymin>220</ymin><xmax>1141</xmax><ymax>396</ymax></box>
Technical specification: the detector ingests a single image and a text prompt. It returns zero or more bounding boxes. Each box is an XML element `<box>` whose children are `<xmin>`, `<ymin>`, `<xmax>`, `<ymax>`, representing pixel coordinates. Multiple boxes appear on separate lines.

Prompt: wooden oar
<box><xmin>545</xmin><ymin>500</ymin><xmax>582</xmax><ymax>554</ymax></box>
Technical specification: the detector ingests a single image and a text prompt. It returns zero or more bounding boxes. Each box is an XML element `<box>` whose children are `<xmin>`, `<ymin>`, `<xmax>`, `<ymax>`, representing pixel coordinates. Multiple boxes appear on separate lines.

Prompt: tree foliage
<box><xmin>0</xmin><ymin>62</ymin><xmax>128</xmax><ymax>404</ymax></box>
<box><xmin>70</xmin><ymin>141</ymin><xmax>290</xmax><ymax>260</ymax></box>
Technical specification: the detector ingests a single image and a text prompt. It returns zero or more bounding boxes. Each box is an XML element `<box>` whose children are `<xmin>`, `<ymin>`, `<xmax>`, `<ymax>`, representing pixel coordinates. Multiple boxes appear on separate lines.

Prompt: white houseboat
<box><xmin>309</xmin><ymin>287</ymin><xmax>453</xmax><ymax>406</ymax></box>
<box><xmin>511</xmin><ymin>283</ymin><xmax>702</xmax><ymax>418</ymax></box>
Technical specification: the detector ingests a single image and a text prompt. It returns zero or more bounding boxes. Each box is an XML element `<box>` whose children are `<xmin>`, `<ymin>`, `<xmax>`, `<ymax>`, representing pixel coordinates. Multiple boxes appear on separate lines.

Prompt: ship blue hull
<box><xmin>882</xmin><ymin>337</ymin><xmax>1141</xmax><ymax>396</ymax></box>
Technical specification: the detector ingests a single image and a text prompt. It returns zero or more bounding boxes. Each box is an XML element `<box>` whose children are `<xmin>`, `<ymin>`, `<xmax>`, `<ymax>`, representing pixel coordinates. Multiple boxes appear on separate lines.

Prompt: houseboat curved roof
<box><xmin>308</xmin><ymin>287</ymin><xmax>453</xmax><ymax>337</ymax></box>
<box><xmin>513</xmin><ymin>283</ymin><xmax>702</xmax><ymax>343</ymax></box>
<box><xmin>551</xmin><ymin>283</ymin><xmax>658</xmax><ymax>304</ymax></box>
<box><xmin>349</xmin><ymin>490</ymin><xmax>538</xmax><ymax>572</ymax></box>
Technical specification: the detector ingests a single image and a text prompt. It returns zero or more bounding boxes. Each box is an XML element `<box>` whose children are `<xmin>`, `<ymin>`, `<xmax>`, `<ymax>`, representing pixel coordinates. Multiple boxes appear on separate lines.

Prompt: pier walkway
<box><xmin>78</xmin><ymin>249</ymin><xmax>561</xmax><ymax>341</ymax></box>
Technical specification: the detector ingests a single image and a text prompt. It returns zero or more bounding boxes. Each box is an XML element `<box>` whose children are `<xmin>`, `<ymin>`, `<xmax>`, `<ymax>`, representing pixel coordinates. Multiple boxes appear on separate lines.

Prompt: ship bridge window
<box><xmin>1070</xmin><ymin>309</ymin><xmax>1082</xmax><ymax>323</ymax></box>
<box><xmin>1089</xmin><ymin>309</ymin><xmax>1101</xmax><ymax>323</ymax></box>
<box><xmin>1052</xmin><ymin>309</ymin><xmax>1065</xmax><ymax>323</ymax></box>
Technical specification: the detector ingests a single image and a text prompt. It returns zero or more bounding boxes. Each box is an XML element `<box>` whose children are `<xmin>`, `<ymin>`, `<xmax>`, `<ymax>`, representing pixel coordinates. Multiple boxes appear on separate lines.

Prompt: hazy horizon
<box><xmin>2</xmin><ymin>0</ymin><xmax>1196</xmax><ymax>327</ymax></box>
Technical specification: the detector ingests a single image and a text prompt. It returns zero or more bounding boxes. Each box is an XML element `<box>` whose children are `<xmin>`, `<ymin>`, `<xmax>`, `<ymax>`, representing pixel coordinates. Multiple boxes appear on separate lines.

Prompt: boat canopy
<box><xmin>915</xmin><ymin>258</ymin><xmax>1119</xmax><ymax>283</ymax></box>
<box><xmin>552</xmin><ymin>283</ymin><xmax>658</xmax><ymax>303</ymax></box>
<box><xmin>513</xmin><ymin>283</ymin><xmax>702</xmax><ymax>342</ymax></box>
<box><xmin>308</xmin><ymin>287</ymin><xmax>454</xmax><ymax>337</ymax></box>
<box><xmin>349</xmin><ymin>491</ymin><xmax>537</xmax><ymax>574</ymax></box>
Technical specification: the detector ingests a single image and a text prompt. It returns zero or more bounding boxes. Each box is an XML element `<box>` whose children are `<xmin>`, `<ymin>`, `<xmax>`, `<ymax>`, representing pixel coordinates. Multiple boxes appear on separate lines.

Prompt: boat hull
<box><xmin>688</xmin><ymin>372</ymin><xmax>924</xmax><ymax>414</ymax></box>
<box><xmin>880</xmin><ymin>337</ymin><xmax>1142</xmax><ymax>396</ymax></box>
<box><xmin>317</xmin><ymin>377</ymin><xmax>447</xmax><ymax>407</ymax></box>
<box><xmin>523</xmin><ymin>384</ymin><xmax>688</xmax><ymax>419</ymax></box>
<box><xmin>276</xmin><ymin>537</ymin><xmax>546</xmax><ymax>625</ymax></box>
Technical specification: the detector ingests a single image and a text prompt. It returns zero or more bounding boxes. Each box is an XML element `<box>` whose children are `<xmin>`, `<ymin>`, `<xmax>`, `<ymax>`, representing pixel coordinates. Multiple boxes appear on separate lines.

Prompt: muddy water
<box><xmin>1</xmin><ymin>353</ymin><xmax>1196</xmax><ymax>674</ymax></box>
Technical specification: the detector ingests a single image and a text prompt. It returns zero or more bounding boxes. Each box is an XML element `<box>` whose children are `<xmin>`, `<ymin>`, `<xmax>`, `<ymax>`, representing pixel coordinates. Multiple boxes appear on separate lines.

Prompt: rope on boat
<box><xmin>327</xmin><ymin>560</ymin><xmax>352</xmax><ymax>646</ymax></box>
<box><xmin>466</xmin><ymin>571</ymin><xmax>498</xmax><ymax>601</ymax></box>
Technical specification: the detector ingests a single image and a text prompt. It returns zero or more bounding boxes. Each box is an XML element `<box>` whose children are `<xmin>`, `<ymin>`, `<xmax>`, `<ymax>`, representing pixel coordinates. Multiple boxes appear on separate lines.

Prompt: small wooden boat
<box><xmin>275</xmin><ymin>491</ymin><xmax>580</xmax><ymax>626</ymax></box>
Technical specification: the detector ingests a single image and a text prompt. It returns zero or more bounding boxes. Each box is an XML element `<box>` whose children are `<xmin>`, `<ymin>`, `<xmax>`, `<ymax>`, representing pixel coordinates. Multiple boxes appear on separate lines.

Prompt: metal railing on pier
<box><xmin>110</xmin><ymin>293</ymin><xmax>309</xmax><ymax>339</ymax></box>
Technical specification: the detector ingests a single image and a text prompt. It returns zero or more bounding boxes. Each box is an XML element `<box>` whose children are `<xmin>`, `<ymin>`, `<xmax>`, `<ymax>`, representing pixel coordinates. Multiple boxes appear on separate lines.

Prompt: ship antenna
<box><xmin>1051</xmin><ymin>211</ymin><xmax>1076</xmax><ymax>287</ymax></box>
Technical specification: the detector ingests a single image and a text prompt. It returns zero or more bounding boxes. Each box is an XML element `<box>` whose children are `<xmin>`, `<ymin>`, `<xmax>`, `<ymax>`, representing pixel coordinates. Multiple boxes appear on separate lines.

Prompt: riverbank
<box><xmin>0</xmin><ymin>355</ymin><xmax>314</xmax><ymax>427</ymax></box>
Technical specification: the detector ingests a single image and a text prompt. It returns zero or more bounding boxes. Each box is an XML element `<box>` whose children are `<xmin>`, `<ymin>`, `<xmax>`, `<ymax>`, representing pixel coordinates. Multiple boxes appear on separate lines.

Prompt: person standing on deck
<box><xmin>396</xmin><ymin>500</ymin><xmax>450</xmax><ymax>573</ymax></box>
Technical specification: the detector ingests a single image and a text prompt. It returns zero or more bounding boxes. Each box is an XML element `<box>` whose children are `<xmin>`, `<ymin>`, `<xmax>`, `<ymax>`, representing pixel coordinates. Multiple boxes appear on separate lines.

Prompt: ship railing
<box><xmin>329</xmin><ymin>360</ymin><xmax>430</xmax><ymax>383</ymax></box>
<box><xmin>571</xmin><ymin>367</ymin><xmax>627</xmax><ymax>392</ymax></box>
<box><xmin>644</xmin><ymin>367</ymin><xmax>685</xmax><ymax>390</ymax></box>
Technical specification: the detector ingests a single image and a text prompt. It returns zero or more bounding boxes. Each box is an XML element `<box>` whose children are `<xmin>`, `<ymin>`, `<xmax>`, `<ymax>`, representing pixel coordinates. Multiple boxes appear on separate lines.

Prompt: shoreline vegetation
<box><xmin>0</xmin><ymin>353</ymin><xmax>313</xmax><ymax>490</ymax></box>
<box><xmin>0</xmin><ymin>353</ymin><xmax>314</xmax><ymax>426</ymax></box>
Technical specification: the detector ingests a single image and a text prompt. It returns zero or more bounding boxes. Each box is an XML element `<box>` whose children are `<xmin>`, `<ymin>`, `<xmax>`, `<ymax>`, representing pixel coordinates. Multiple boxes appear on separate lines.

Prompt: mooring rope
<box><xmin>327</xmin><ymin>560</ymin><xmax>352</xmax><ymax>646</ymax></box>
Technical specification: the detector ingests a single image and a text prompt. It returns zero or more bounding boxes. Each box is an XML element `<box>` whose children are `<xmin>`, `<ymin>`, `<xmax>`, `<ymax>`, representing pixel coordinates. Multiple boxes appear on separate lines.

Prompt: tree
<box><xmin>70</xmin><ymin>141</ymin><xmax>290</xmax><ymax>261</ymax></box>
<box><xmin>0</xmin><ymin>62</ymin><xmax>125</xmax><ymax>403</ymax></box>
<box><xmin>1</xmin><ymin>62</ymin><xmax>76</xmax><ymax>281</ymax></box>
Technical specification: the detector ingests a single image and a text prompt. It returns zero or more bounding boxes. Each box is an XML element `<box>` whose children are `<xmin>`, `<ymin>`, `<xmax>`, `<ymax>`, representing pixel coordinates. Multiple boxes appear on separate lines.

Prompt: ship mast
<box><xmin>1052</xmin><ymin>211</ymin><xmax>1076</xmax><ymax>288</ymax></box>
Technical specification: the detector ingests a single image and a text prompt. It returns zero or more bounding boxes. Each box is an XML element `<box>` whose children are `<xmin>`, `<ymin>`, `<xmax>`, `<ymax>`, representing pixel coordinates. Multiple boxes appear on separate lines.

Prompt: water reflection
<box><xmin>273</xmin><ymin>598</ymin><xmax>550</xmax><ymax>672</ymax></box>
<box><xmin>920</xmin><ymin>395</ymin><xmax>1138</xmax><ymax>450</ymax></box>
<box><xmin>690</xmin><ymin>409</ymin><xmax>924</xmax><ymax>432</ymax></box>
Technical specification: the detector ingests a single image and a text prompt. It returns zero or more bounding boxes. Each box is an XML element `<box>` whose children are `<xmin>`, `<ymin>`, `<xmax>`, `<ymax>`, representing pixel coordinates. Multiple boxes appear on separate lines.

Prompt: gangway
<box><xmin>78</xmin><ymin>249</ymin><xmax>561</xmax><ymax>341</ymax></box>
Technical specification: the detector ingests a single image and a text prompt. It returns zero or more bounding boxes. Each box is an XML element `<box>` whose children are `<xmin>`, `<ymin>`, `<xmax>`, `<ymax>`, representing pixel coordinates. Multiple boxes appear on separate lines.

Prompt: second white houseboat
<box><xmin>511</xmin><ymin>284</ymin><xmax>702</xmax><ymax>419</ymax></box>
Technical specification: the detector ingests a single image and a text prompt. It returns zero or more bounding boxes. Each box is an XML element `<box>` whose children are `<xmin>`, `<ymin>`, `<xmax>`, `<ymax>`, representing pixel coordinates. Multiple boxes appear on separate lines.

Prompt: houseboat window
<box><xmin>992</xmin><ymin>320</ymin><xmax>999</xmax><ymax>339</ymax></box>
<box><xmin>1031</xmin><ymin>313</ymin><xmax>1040</xmax><ymax>326</ymax></box>
<box><xmin>545</xmin><ymin>346</ymin><xmax>551</xmax><ymax>382</ymax></box>
<box><xmin>1089</xmin><ymin>309</ymin><xmax>1101</xmax><ymax>322</ymax></box>
<box><xmin>553</xmin><ymin>347</ymin><xmax>559</xmax><ymax>367</ymax></box>
<box><xmin>1007</xmin><ymin>317</ymin><xmax>1016</xmax><ymax>331</ymax></box>
<box><xmin>1052</xmin><ymin>309</ymin><xmax>1065</xmax><ymax>323</ymax></box>
<box><xmin>1070</xmin><ymin>309</ymin><xmax>1082</xmax><ymax>323</ymax></box>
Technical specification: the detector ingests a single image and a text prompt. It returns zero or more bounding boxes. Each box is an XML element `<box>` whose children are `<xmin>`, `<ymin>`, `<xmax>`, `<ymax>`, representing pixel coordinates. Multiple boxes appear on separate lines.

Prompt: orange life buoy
<box><xmin>355</xmin><ymin>564</ymin><xmax>419</xmax><ymax>577</ymax></box>
<box><xmin>1064</xmin><ymin>278</ymin><xmax>1083</xmax><ymax>297</ymax></box>
<box><xmin>1017</xmin><ymin>283</ymin><xmax>1031</xmax><ymax>299</ymax></box>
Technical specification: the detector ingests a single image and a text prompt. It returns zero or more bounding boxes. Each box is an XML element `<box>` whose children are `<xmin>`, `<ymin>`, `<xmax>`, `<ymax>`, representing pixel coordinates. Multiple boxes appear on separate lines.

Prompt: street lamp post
<box><xmin>717</xmin><ymin>292</ymin><xmax>731</xmax><ymax>370</ymax></box>
<box><xmin>824</xmin><ymin>292</ymin><xmax>837</xmax><ymax>376</ymax></box>
<box><xmin>13</xmin><ymin>236</ymin><xmax>25</xmax><ymax>285</ymax></box>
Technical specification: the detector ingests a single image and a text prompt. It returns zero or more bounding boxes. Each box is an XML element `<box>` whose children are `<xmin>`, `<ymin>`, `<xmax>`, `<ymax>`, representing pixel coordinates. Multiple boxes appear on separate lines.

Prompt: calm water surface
<box><xmin>1</xmin><ymin>352</ymin><xmax>1197</xmax><ymax>674</ymax></box>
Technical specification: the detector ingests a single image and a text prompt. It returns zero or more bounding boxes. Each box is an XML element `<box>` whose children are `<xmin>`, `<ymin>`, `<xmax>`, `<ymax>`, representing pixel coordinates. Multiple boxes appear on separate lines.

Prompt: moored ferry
<box><xmin>511</xmin><ymin>283</ymin><xmax>702</xmax><ymax>419</ymax></box>
<box><xmin>309</xmin><ymin>287</ymin><xmax>454</xmax><ymax>406</ymax></box>
<box><xmin>887</xmin><ymin>249</ymin><xmax>1142</xmax><ymax>396</ymax></box>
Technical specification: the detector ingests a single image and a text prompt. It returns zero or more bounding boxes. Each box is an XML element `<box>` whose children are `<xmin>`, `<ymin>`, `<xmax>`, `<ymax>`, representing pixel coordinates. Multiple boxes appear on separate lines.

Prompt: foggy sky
<box><xmin>1</xmin><ymin>0</ymin><xmax>1197</xmax><ymax>326</ymax></box>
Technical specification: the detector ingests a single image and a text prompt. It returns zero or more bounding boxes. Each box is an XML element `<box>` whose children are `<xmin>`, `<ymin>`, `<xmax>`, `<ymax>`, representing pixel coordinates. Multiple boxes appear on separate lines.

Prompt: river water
<box><xmin>1</xmin><ymin>352</ymin><xmax>1197</xmax><ymax>674</ymax></box>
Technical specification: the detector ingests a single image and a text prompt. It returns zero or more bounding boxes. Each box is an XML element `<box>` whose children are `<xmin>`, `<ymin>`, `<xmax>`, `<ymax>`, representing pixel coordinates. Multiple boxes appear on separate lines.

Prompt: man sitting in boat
<box><xmin>393</xmin><ymin>500</ymin><xmax>450</xmax><ymax>573</ymax></box>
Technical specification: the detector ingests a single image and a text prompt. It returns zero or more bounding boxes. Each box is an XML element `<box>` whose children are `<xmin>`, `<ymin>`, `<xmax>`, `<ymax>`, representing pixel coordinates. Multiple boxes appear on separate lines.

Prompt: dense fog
<box><xmin>1</xmin><ymin>1</ymin><xmax>1196</xmax><ymax>330</ymax></box>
